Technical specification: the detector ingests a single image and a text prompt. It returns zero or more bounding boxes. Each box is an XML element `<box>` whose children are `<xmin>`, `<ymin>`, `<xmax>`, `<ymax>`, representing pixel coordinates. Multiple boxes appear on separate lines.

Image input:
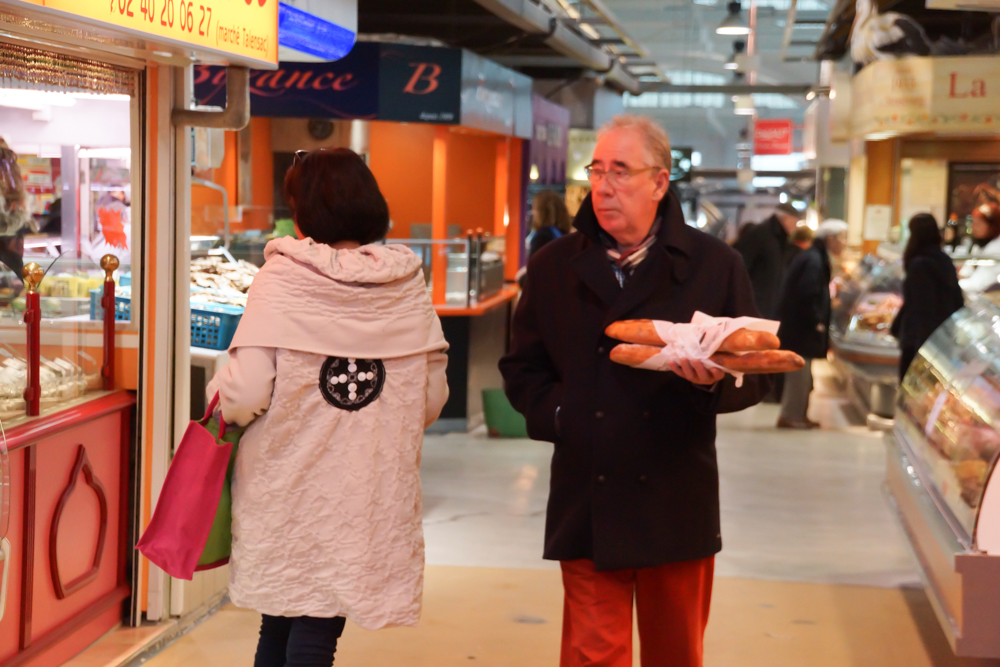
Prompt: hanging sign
<box><xmin>853</xmin><ymin>55</ymin><xmax>1000</xmax><ymax>138</ymax></box>
<box><xmin>754</xmin><ymin>119</ymin><xmax>794</xmax><ymax>155</ymax></box>
<box><xmin>9</xmin><ymin>0</ymin><xmax>278</xmax><ymax>67</ymax></box>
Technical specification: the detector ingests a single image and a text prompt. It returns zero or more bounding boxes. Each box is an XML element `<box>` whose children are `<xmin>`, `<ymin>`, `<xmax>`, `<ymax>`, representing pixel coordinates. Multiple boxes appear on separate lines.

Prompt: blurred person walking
<box><xmin>208</xmin><ymin>148</ymin><xmax>449</xmax><ymax>667</ymax></box>
<box><xmin>958</xmin><ymin>203</ymin><xmax>1000</xmax><ymax>292</ymax></box>
<box><xmin>891</xmin><ymin>214</ymin><xmax>964</xmax><ymax>382</ymax></box>
<box><xmin>500</xmin><ymin>115</ymin><xmax>768</xmax><ymax>667</ymax></box>
<box><xmin>775</xmin><ymin>219</ymin><xmax>849</xmax><ymax>429</ymax></box>
<box><xmin>518</xmin><ymin>190</ymin><xmax>573</xmax><ymax>288</ymax></box>
<box><xmin>734</xmin><ymin>203</ymin><xmax>803</xmax><ymax>318</ymax></box>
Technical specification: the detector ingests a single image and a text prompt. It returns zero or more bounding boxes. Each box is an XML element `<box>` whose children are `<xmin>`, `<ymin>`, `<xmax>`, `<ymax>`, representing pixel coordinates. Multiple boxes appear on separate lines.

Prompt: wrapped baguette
<box><xmin>605</xmin><ymin>320</ymin><xmax>780</xmax><ymax>352</ymax></box>
<box><xmin>610</xmin><ymin>344</ymin><xmax>805</xmax><ymax>374</ymax></box>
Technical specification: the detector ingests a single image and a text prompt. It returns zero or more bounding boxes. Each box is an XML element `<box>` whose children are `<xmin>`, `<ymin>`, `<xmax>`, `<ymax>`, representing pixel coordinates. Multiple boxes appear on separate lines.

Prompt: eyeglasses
<box><xmin>584</xmin><ymin>164</ymin><xmax>659</xmax><ymax>186</ymax></box>
<box><xmin>293</xmin><ymin>149</ymin><xmax>309</xmax><ymax>165</ymax></box>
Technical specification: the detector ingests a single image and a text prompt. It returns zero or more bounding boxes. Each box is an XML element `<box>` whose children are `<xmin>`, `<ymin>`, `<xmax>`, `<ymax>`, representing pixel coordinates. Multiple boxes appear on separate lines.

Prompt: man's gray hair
<box><xmin>598</xmin><ymin>115</ymin><xmax>672</xmax><ymax>171</ymax></box>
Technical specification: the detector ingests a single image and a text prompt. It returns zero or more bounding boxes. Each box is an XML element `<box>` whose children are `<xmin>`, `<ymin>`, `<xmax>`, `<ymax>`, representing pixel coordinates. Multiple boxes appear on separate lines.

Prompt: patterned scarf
<box><xmin>600</xmin><ymin>217</ymin><xmax>662</xmax><ymax>287</ymax></box>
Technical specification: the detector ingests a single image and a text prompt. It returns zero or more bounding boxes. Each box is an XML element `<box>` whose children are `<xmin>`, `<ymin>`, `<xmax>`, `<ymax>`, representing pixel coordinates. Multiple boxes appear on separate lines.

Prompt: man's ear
<box><xmin>652</xmin><ymin>169</ymin><xmax>670</xmax><ymax>202</ymax></box>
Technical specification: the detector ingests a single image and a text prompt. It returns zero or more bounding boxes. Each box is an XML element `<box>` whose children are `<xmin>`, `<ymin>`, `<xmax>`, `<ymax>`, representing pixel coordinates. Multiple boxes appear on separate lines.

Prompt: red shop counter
<box><xmin>0</xmin><ymin>391</ymin><xmax>135</xmax><ymax>667</ymax></box>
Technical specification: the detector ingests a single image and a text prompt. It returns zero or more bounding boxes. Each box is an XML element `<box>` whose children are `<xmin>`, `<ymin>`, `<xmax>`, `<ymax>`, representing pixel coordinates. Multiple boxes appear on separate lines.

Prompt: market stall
<box><xmin>192</xmin><ymin>43</ymin><xmax>555</xmax><ymax>431</ymax></box>
<box><xmin>887</xmin><ymin>296</ymin><xmax>1000</xmax><ymax>658</ymax></box>
<box><xmin>828</xmin><ymin>54</ymin><xmax>1000</xmax><ymax>419</ymax></box>
<box><xmin>0</xmin><ymin>0</ymin><xmax>278</xmax><ymax>660</ymax></box>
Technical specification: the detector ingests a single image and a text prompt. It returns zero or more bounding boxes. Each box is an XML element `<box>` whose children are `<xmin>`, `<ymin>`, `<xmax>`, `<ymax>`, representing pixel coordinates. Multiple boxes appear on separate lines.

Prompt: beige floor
<box><xmin>134</xmin><ymin>565</ymin><xmax>999</xmax><ymax>667</ymax></box>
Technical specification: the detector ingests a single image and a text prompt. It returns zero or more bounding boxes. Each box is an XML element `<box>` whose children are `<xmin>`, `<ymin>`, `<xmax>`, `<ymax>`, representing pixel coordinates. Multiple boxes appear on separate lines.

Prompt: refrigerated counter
<box><xmin>887</xmin><ymin>296</ymin><xmax>1000</xmax><ymax>657</ymax></box>
<box><xmin>830</xmin><ymin>251</ymin><xmax>904</xmax><ymax>417</ymax></box>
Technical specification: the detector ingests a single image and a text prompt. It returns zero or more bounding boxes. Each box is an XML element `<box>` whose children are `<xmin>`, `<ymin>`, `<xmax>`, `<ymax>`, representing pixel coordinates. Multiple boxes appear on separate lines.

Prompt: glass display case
<box><xmin>830</xmin><ymin>252</ymin><xmax>904</xmax><ymax>358</ymax></box>
<box><xmin>895</xmin><ymin>296</ymin><xmax>1000</xmax><ymax>546</ymax></box>
<box><xmin>0</xmin><ymin>252</ymin><xmax>123</xmax><ymax>421</ymax></box>
<box><xmin>885</xmin><ymin>296</ymin><xmax>1000</xmax><ymax>657</ymax></box>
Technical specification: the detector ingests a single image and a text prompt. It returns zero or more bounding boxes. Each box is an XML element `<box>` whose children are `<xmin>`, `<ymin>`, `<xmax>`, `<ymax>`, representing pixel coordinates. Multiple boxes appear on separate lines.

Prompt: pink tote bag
<box><xmin>137</xmin><ymin>395</ymin><xmax>232</xmax><ymax>581</ymax></box>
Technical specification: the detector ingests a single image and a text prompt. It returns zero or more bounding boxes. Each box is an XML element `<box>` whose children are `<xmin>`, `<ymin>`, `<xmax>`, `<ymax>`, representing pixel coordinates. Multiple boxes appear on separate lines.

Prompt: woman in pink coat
<box><xmin>208</xmin><ymin>148</ymin><xmax>449</xmax><ymax>667</ymax></box>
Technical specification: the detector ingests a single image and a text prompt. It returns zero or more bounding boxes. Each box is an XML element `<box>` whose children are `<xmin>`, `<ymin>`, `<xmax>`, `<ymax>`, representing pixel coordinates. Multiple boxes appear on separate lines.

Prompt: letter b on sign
<box><xmin>404</xmin><ymin>63</ymin><xmax>442</xmax><ymax>95</ymax></box>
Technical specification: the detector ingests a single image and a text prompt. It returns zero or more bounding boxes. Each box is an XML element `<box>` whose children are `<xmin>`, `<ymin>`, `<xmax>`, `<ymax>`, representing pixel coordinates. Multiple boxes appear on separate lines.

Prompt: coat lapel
<box><xmin>571</xmin><ymin>242</ymin><xmax>621</xmax><ymax>307</ymax></box>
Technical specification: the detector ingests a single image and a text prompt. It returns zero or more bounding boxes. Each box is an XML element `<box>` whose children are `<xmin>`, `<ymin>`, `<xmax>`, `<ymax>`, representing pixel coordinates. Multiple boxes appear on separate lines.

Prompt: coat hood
<box><xmin>230</xmin><ymin>238</ymin><xmax>447</xmax><ymax>359</ymax></box>
<box><xmin>263</xmin><ymin>236</ymin><xmax>423</xmax><ymax>284</ymax></box>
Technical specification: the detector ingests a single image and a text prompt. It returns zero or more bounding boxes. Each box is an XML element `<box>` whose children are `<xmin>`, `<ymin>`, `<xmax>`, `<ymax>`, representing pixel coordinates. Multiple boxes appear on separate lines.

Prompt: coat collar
<box><xmin>573</xmin><ymin>188</ymin><xmax>694</xmax><ymax>259</ymax></box>
<box><xmin>570</xmin><ymin>189</ymin><xmax>692</xmax><ymax>319</ymax></box>
<box><xmin>765</xmin><ymin>215</ymin><xmax>790</xmax><ymax>244</ymax></box>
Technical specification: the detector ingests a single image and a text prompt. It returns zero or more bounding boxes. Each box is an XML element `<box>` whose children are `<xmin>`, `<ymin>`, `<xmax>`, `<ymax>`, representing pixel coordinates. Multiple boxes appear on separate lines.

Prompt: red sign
<box><xmin>754</xmin><ymin>119</ymin><xmax>794</xmax><ymax>155</ymax></box>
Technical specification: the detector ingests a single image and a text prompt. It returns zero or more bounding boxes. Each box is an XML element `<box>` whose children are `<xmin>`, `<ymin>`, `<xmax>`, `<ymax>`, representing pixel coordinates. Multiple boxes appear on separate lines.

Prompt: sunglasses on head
<box><xmin>293</xmin><ymin>149</ymin><xmax>310</xmax><ymax>165</ymax></box>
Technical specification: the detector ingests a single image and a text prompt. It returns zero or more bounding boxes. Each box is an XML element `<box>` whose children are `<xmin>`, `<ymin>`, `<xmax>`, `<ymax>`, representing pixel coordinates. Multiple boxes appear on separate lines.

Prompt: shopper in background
<box><xmin>775</xmin><ymin>219</ymin><xmax>849</xmax><ymax>429</ymax></box>
<box><xmin>790</xmin><ymin>225</ymin><xmax>815</xmax><ymax>256</ymax></box>
<box><xmin>527</xmin><ymin>190</ymin><xmax>572</xmax><ymax>259</ymax></box>
<box><xmin>891</xmin><ymin>214</ymin><xmax>964</xmax><ymax>382</ymax></box>
<box><xmin>958</xmin><ymin>203</ymin><xmax>1000</xmax><ymax>292</ymax></box>
<box><xmin>207</xmin><ymin>148</ymin><xmax>449</xmax><ymax>667</ymax></box>
<box><xmin>734</xmin><ymin>203</ymin><xmax>803</xmax><ymax>318</ymax></box>
<box><xmin>518</xmin><ymin>190</ymin><xmax>573</xmax><ymax>288</ymax></box>
<box><xmin>500</xmin><ymin>115</ymin><xmax>768</xmax><ymax>667</ymax></box>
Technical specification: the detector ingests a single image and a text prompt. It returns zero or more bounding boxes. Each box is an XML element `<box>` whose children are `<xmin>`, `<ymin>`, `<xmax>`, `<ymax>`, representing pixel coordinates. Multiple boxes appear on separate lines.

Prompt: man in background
<box><xmin>734</xmin><ymin>203</ymin><xmax>803</xmax><ymax>319</ymax></box>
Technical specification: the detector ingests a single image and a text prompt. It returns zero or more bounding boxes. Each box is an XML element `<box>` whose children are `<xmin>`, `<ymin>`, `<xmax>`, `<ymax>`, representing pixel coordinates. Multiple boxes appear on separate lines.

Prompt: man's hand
<box><xmin>667</xmin><ymin>358</ymin><xmax>726</xmax><ymax>385</ymax></box>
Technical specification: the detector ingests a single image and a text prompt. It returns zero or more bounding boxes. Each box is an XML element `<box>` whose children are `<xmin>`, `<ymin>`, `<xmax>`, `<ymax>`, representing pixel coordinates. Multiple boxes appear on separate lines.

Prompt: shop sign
<box><xmin>754</xmin><ymin>119</ymin><xmax>794</xmax><ymax>155</ymax></box>
<box><xmin>378</xmin><ymin>45</ymin><xmax>462</xmax><ymax>124</ymax></box>
<box><xmin>460</xmin><ymin>51</ymin><xmax>533</xmax><ymax>139</ymax></box>
<box><xmin>194</xmin><ymin>43</ymin><xmax>529</xmax><ymax>138</ymax></box>
<box><xmin>852</xmin><ymin>55</ymin><xmax>1000</xmax><ymax>138</ymax></box>
<box><xmin>195</xmin><ymin>43</ymin><xmax>379</xmax><ymax>119</ymax></box>
<box><xmin>528</xmin><ymin>95</ymin><xmax>570</xmax><ymax>186</ymax></box>
<box><xmin>10</xmin><ymin>0</ymin><xmax>278</xmax><ymax>67</ymax></box>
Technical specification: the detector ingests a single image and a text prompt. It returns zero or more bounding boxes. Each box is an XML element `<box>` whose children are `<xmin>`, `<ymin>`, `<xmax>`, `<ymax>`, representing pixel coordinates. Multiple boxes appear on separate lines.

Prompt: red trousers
<box><xmin>559</xmin><ymin>557</ymin><xmax>714</xmax><ymax>667</ymax></box>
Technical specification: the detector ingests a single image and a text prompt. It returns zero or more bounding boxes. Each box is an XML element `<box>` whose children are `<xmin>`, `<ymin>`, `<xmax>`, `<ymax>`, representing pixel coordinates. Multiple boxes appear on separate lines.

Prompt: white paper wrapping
<box><xmin>635</xmin><ymin>311</ymin><xmax>780</xmax><ymax>386</ymax></box>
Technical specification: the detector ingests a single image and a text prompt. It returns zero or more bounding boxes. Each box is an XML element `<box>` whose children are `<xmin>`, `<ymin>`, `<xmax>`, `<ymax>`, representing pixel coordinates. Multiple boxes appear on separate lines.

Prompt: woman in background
<box><xmin>892</xmin><ymin>213</ymin><xmax>964</xmax><ymax>382</ymax></box>
<box><xmin>518</xmin><ymin>190</ymin><xmax>572</xmax><ymax>288</ymax></box>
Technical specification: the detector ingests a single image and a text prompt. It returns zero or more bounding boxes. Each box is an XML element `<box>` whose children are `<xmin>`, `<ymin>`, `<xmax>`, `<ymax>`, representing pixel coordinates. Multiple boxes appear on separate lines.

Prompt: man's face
<box><xmin>777</xmin><ymin>213</ymin><xmax>800</xmax><ymax>235</ymax></box>
<box><xmin>589</xmin><ymin>128</ymin><xmax>670</xmax><ymax>247</ymax></box>
<box><xmin>826</xmin><ymin>233</ymin><xmax>847</xmax><ymax>256</ymax></box>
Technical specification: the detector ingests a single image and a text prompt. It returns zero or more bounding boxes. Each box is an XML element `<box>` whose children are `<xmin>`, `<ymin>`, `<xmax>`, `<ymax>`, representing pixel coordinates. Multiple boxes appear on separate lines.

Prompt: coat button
<box><xmin>639</xmin><ymin>475</ymin><xmax>648</xmax><ymax>483</ymax></box>
<box><xmin>597</xmin><ymin>475</ymin><xmax>606</xmax><ymax>484</ymax></box>
<box><xmin>595</xmin><ymin>410</ymin><xmax>605</xmax><ymax>419</ymax></box>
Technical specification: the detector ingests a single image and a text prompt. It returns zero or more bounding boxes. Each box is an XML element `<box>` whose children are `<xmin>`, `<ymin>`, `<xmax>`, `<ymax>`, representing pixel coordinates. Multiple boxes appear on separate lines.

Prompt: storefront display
<box><xmin>887</xmin><ymin>296</ymin><xmax>1000</xmax><ymax>657</ymax></box>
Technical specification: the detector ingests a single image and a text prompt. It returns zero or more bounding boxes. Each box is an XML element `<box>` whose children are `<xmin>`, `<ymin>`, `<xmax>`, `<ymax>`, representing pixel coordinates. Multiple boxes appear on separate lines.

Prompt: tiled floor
<box><xmin>88</xmin><ymin>362</ymin><xmax>998</xmax><ymax>666</ymax></box>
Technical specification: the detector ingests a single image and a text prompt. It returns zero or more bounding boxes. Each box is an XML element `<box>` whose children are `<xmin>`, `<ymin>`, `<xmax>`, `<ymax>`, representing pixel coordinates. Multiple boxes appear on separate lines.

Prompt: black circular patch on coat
<box><xmin>319</xmin><ymin>357</ymin><xmax>385</xmax><ymax>411</ymax></box>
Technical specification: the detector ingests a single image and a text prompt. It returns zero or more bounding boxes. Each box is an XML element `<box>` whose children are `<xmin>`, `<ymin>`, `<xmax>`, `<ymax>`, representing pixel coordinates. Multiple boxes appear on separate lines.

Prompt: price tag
<box><xmin>14</xmin><ymin>0</ymin><xmax>277</xmax><ymax>66</ymax></box>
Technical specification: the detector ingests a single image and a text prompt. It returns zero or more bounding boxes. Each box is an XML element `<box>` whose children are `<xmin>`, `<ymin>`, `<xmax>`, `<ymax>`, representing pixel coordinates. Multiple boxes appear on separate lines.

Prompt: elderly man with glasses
<box><xmin>499</xmin><ymin>115</ymin><xmax>768</xmax><ymax>667</ymax></box>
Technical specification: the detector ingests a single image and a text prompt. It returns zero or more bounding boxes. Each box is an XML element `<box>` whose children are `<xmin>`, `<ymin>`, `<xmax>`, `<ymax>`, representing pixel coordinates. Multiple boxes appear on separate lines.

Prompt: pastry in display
<box><xmin>854</xmin><ymin>292</ymin><xmax>903</xmax><ymax>332</ymax></box>
<box><xmin>190</xmin><ymin>256</ymin><xmax>258</xmax><ymax>307</ymax></box>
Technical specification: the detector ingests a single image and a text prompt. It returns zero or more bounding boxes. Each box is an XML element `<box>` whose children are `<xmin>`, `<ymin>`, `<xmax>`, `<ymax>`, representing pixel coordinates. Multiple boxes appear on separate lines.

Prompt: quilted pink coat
<box><xmin>208</xmin><ymin>237</ymin><xmax>449</xmax><ymax>629</ymax></box>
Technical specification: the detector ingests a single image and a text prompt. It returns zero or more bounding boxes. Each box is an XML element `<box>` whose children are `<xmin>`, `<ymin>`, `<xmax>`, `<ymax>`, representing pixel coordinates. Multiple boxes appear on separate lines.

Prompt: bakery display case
<box><xmin>886</xmin><ymin>295</ymin><xmax>1000</xmax><ymax>657</ymax></box>
<box><xmin>830</xmin><ymin>249</ymin><xmax>904</xmax><ymax>417</ymax></box>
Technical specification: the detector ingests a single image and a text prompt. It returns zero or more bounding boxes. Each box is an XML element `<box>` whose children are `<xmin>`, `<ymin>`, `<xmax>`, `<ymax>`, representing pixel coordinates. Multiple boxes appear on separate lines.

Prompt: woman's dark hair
<box><xmin>284</xmin><ymin>148</ymin><xmax>389</xmax><ymax>246</ymax></box>
<box><xmin>532</xmin><ymin>190</ymin><xmax>572</xmax><ymax>234</ymax></box>
<box><xmin>974</xmin><ymin>202</ymin><xmax>1000</xmax><ymax>241</ymax></box>
<box><xmin>903</xmin><ymin>213</ymin><xmax>942</xmax><ymax>269</ymax></box>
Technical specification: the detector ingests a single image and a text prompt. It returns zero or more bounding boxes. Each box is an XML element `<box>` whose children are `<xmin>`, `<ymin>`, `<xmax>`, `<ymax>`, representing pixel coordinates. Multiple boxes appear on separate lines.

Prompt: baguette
<box><xmin>709</xmin><ymin>351</ymin><xmax>805</xmax><ymax>374</ymax></box>
<box><xmin>605</xmin><ymin>320</ymin><xmax>780</xmax><ymax>352</ymax></box>
<box><xmin>609</xmin><ymin>344</ymin><xmax>805</xmax><ymax>375</ymax></box>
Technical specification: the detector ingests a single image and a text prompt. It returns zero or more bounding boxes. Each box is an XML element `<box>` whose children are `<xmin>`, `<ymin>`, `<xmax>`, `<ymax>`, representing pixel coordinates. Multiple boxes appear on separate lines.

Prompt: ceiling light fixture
<box><xmin>716</xmin><ymin>2</ymin><xmax>751</xmax><ymax>35</ymax></box>
<box><xmin>725</xmin><ymin>40</ymin><xmax>746</xmax><ymax>70</ymax></box>
<box><xmin>733</xmin><ymin>94</ymin><xmax>755</xmax><ymax>115</ymax></box>
<box><xmin>806</xmin><ymin>90</ymin><xmax>816</xmax><ymax>101</ymax></box>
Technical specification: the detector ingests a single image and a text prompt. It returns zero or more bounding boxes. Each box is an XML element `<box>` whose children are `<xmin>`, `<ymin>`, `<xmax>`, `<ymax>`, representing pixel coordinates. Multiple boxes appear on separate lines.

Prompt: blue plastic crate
<box><xmin>190</xmin><ymin>302</ymin><xmax>243</xmax><ymax>350</ymax></box>
<box><xmin>89</xmin><ymin>289</ymin><xmax>131</xmax><ymax>321</ymax></box>
<box><xmin>89</xmin><ymin>290</ymin><xmax>243</xmax><ymax>350</ymax></box>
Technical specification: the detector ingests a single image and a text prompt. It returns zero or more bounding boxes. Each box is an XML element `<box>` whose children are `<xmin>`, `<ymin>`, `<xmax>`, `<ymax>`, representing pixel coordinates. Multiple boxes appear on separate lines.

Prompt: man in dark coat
<box><xmin>734</xmin><ymin>203</ymin><xmax>803</xmax><ymax>319</ymax></box>
<box><xmin>775</xmin><ymin>219</ymin><xmax>848</xmax><ymax>429</ymax></box>
<box><xmin>499</xmin><ymin>116</ymin><xmax>768</xmax><ymax>667</ymax></box>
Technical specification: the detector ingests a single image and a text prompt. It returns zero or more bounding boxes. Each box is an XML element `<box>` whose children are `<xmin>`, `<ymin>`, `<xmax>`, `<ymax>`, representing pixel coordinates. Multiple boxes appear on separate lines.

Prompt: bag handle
<box><xmin>202</xmin><ymin>392</ymin><xmax>228</xmax><ymax>438</ymax></box>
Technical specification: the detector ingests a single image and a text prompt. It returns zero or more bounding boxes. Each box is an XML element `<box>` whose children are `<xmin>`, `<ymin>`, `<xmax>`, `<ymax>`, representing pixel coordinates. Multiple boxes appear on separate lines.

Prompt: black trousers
<box><xmin>254</xmin><ymin>614</ymin><xmax>347</xmax><ymax>667</ymax></box>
